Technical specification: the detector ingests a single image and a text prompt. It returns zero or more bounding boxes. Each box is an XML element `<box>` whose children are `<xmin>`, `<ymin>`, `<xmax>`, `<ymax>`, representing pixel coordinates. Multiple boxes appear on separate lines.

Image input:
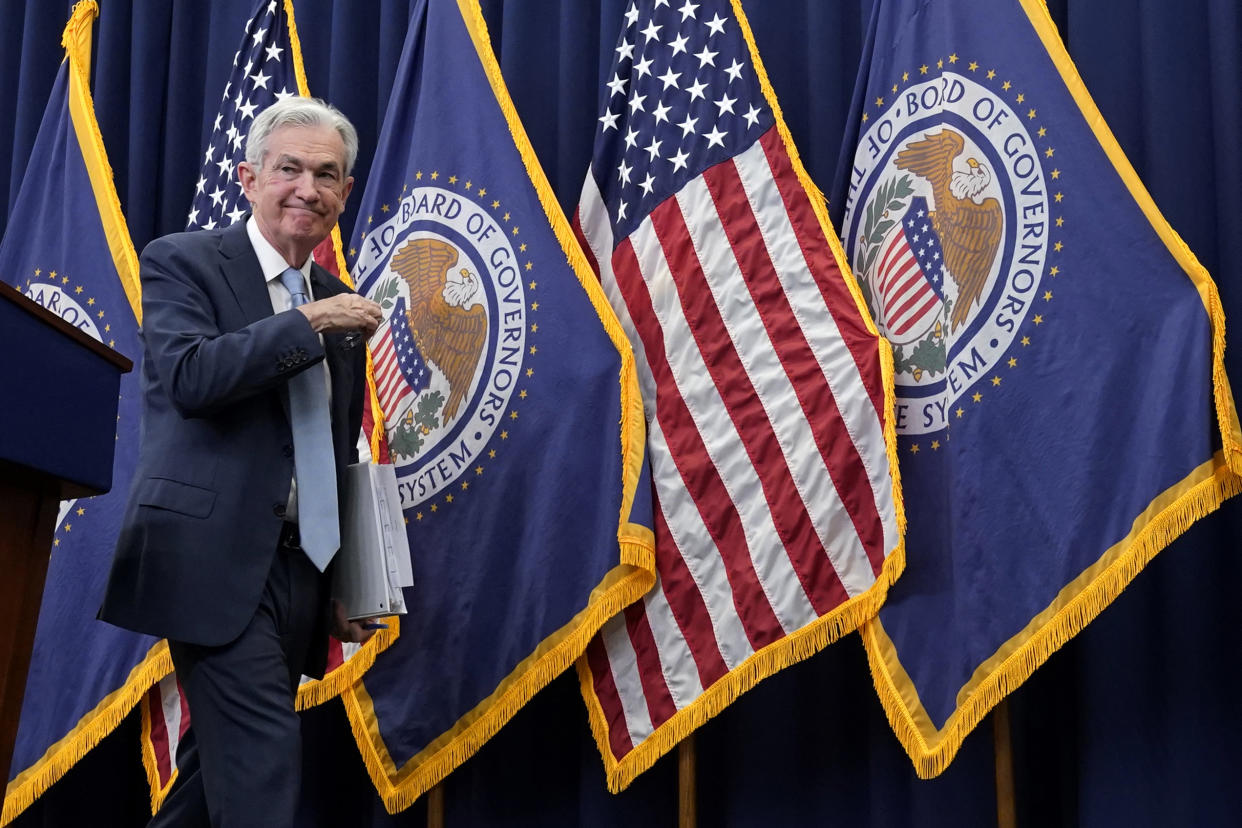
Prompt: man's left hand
<box><xmin>331</xmin><ymin>598</ymin><xmax>379</xmax><ymax>644</ymax></box>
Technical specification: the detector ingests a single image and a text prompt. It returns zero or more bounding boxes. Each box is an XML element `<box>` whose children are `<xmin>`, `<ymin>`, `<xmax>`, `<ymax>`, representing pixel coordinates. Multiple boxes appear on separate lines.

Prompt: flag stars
<box><xmin>381</xmin><ymin>203</ymin><xmax>391</xmax><ymax>212</ymax></box>
<box><xmin>972</xmin><ymin>391</ymin><xmax>983</xmax><ymax>402</ymax></box>
<box><xmin>956</xmin><ymin>407</ymin><xmax>965</xmax><ymax>418</ymax></box>
<box><xmin>936</xmin><ymin>58</ymin><xmax>944</xmax><ymax>68</ymax></box>
<box><xmin>448</xmin><ymin>175</ymin><xmax>457</xmax><ymax>185</ymax></box>
<box><xmin>475</xmin><ymin>466</ymin><xmax>484</xmax><ymax>475</ymax></box>
<box><xmin>677</xmin><ymin>113</ymin><xmax>698</xmax><ymax>137</ymax></box>
<box><xmin>910</xmin><ymin>443</ymin><xmax>920</xmax><ymax>454</ymax></box>
<box><xmin>991</xmin><ymin>375</ymin><xmax>1002</xmax><ymax>386</ymax></box>
<box><xmin>489</xmin><ymin>449</ymin><xmax>497</xmax><ymax>459</ymax></box>
<box><xmin>687</xmin><ymin>78</ymin><xmax>709</xmax><ymax>101</ymax></box>
<box><xmin>492</xmin><ymin>200</ymin><xmax>500</xmax><ymax>208</ymax></box>
<box><xmin>714</xmin><ymin>93</ymin><xmax>736</xmax><ymax>116</ymax></box>
<box><xmin>1008</xmin><ymin>357</ymin><xmax>1018</xmax><ymax>368</ymax></box>
<box><xmin>1021</xmin><ymin>336</ymin><xmax>1031</xmax><ymax>346</ymax></box>
<box><xmin>1044</xmin><ymin>147</ymin><xmax>1055</xmax><ymax>157</ymax></box>
<box><xmin>1043</xmin><ymin>290</ymin><xmax>1053</xmax><ymax>301</ymax></box>
<box><xmin>742</xmin><ymin>104</ymin><xmax>761</xmax><ymax>128</ymax></box>
<box><xmin>525</xmin><ymin>368</ymin><xmax>534</xmax><ymax>377</ymax></box>
<box><xmin>529</xmin><ymin>280</ymin><xmax>537</xmax><ymax>290</ymax></box>
<box><xmin>1050</xmin><ymin>265</ymin><xmax>1060</xmax><ymax>275</ymax></box>
<box><xmin>1016</xmin><ymin>93</ymin><xmax>1025</xmax><ymax>104</ymax></box>
<box><xmin>607</xmin><ymin>73</ymin><xmax>628</xmax><ymax>98</ymax></box>
<box><xmin>1038</xmin><ymin>127</ymin><xmax>1047</xmax><ymax>138</ymax></box>
<box><xmin>430</xmin><ymin>171</ymin><xmax>440</xmax><ymax>180</ymax></box>
<box><xmin>987</xmin><ymin>69</ymin><xmax>997</xmax><ymax>79</ymax></box>
<box><xmin>640</xmin><ymin>20</ymin><xmax>661</xmax><ymax>42</ymax></box>
<box><xmin>1033</xmin><ymin>314</ymin><xmax>1044</xmax><ymax>325</ymax></box>
<box><xmin>670</xmin><ymin>147</ymin><xmax>691</xmax><ymax>172</ymax></box>
<box><xmin>530</xmin><ymin>302</ymin><xmax>538</xmax><ymax>311</ymax></box>
<box><xmin>511</xmin><ymin>226</ymin><xmax>520</xmax><ymax>236</ymax></box>
<box><xmin>530</xmin><ymin>323</ymin><xmax>538</xmax><ymax>333</ymax></box>
<box><xmin>624</xmin><ymin>4</ymin><xmax>639</xmax><ymax>26</ymax></box>
<box><xmin>76</xmin><ymin>507</ymin><xmax>85</xmax><ymax>516</ymax></box>
<box><xmin>652</xmin><ymin>100</ymin><xmax>672</xmax><ymax>124</ymax></box>
<box><xmin>264</xmin><ymin>43</ymin><xmax>283</xmax><ymax>62</ymax></box>
<box><xmin>695</xmin><ymin>45</ymin><xmax>718</xmax><ymax>67</ymax></box>
<box><xmin>658</xmin><ymin>67</ymin><xmax>681</xmax><ymax>90</ymax></box>
<box><xmin>501</xmin><ymin>430</ymin><xmax>510</xmax><ymax>439</ymax></box>
<box><xmin>920</xmin><ymin>64</ymin><xmax>929</xmax><ymax>74</ymax></box>
<box><xmin>705</xmin><ymin>12</ymin><xmax>727</xmax><ymax>35</ymax></box>
<box><xmin>704</xmin><ymin>125</ymin><xmax>727</xmax><ymax>148</ymax></box>
<box><xmin>1002</xmin><ymin>80</ymin><xmax>1012</xmax><ymax>90</ymax></box>
<box><xmin>635</xmin><ymin>55</ymin><xmax>655</xmax><ymax>78</ymax></box>
<box><xmin>460</xmin><ymin>481</ymin><xmax>469</xmax><ymax>491</ymax></box>
<box><xmin>599</xmin><ymin>109</ymin><xmax>621</xmax><ymax>131</ymax></box>
<box><xmin>1050</xmin><ymin>169</ymin><xmax>1060</xmax><ymax>179</ymax></box>
<box><xmin>1028</xmin><ymin>108</ymin><xmax>1037</xmax><ymax>119</ymax></box>
<box><xmin>519</xmin><ymin>389</ymin><xmax>528</xmax><ymax>399</ymax></box>
<box><xmin>968</xmin><ymin>61</ymin><xmax>979</xmax><ymax>71</ymax></box>
<box><xmin>724</xmin><ymin>59</ymin><xmax>744</xmax><ymax>83</ymax></box>
<box><xmin>931</xmin><ymin>440</ymin><xmax>941</xmax><ymax>451</ymax></box>
<box><xmin>75</xmin><ymin>285</ymin><xmax>83</xmax><ymax>294</ymax></box>
<box><xmin>477</xmin><ymin>187</ymin><xmax>486</xmax><ymax>197</ymax></box>
<box><xmin>519</xmin><ymin>243</ymin><xmax>527</xmax><ymax>252</ymax></box>
<box><xmin>1054</xmin><ymin>192</ymin><xmax>1063</xmax><ymax>203</ymax></box>
<box><xmin>430</xmin><ymin>503</ymin><xmax>438</xmax><ymax>513</ymax></box>
<box><xmin>503</xmin><ymin>211</ymin><xmax>511</xmax><ymax>221</ymax></box>
<box><xmin>875</xmin><ymin>96</ymin><xmax>885</xmax><ymax>107</ymax></box>
<box><xmin>948</xmin><ymin>53</ymin><xmax>959</xmax><ymax>63</ymax></box>
<box><xmin>525</xmin><ymin>261</ymin><xmax>533</xmax><ymax>271</ymax></box>
<box><xmin>679</xmin><ymin>0</ymin><xmax>699</xmax><ymax>20</ymax></box>
<box><xmin>1054</xmin><ymin>241</ymin><xmax>1063</xmax><ymax>252</ymax></box>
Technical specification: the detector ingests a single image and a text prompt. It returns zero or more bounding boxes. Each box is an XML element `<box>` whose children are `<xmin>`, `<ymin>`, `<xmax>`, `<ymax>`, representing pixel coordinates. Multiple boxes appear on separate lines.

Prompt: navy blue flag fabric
<box><xmin>830</xmin><ymin>0</ymin><xmax>1242</xmax><ymax>777</ymax></box>
<box><xmin>341</xmin><ymin>0</ymin><xmax>655</xmax><ymax>811</ymax></box>
<box><xmin>0</xmin><ymin>4</ymin><xmax>160</xmax><ymax>824</ymax></box>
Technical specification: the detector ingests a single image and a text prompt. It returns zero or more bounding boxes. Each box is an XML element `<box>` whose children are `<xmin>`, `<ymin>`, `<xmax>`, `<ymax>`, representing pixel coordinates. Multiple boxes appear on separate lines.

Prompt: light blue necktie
<box><xmin>280</xmin><ymin>267</ymin><xmax>339</xmax><ymax>570</ymax></box>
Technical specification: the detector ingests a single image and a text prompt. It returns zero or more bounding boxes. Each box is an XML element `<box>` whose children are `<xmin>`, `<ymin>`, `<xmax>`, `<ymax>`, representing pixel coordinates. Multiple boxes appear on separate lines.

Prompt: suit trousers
<box><xmin>151</xmin><ymin>525</ymin><xmax>324</xmax><ymax>828</ymax></box>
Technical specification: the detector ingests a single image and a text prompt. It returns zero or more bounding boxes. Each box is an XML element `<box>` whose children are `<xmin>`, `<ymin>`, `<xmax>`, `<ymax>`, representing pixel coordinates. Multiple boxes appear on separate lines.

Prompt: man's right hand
<box><xmin>296</xmin><ymin>293</ymin><xmax>383</xmax><ymax>336</ymax></box>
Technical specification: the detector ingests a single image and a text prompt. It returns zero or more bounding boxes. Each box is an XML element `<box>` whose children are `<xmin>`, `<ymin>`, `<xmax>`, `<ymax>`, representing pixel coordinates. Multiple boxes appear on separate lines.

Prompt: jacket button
<box><xmin>282</xmin><ymin>444</ymin><xmax>294</xmax><ymax>457</ymax></box>
<box><xmin>273</xmin><ymin>503</ymin><xmax>286</xmax><ymax>518</ymax></box>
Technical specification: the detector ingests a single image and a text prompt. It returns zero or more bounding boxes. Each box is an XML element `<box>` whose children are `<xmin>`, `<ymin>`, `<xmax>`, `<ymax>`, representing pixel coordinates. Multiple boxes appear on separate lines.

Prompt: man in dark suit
<box><xmin>100</xmin><ymin>97</ymin><xmax>383</xmax><ymax>827</ymax></box>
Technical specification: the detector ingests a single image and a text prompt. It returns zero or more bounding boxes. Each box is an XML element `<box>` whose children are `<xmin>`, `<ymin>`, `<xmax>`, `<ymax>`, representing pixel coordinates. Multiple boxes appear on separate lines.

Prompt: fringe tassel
<box><xmin>294</xmin><ymin>623</ymin><xmax>400</xmax><ymax>710</ymax></box>
<box><xmin>586</xmin><ymin>546</ymin><xmax>906</xmax><ymax>793</ymax></box>
<box><xmin>454</xmin><ymin>0</ymin><xmax>650</xmax><ymax>543</ymax></box>
<box><xmin>1017</xmin><ymin>0</ymin><xmax>1242</xmax><ymax>474</ymax></box>
<box><xmin>62</xmin><ymin>0</ymin><xmax>142</xmax><ymax>324</ymax></box>
<box><xmin>344</xmin><ymin>561</ymin><xmax>656</xmax><ymax>813</ymax></box>
<box><xmin>2</xmin><ymin>645</ymin><xmax>173</xmax><ymax>826</ymax></box>
<box><xmin>730</xmin><ymin>0</ymin><xmax>907</xmax><ymax>546</ymax></box>
<box><xmin>865</xmin><ymin>457</ymin><xmax>1242</xmax><ymax>779</ymax></box>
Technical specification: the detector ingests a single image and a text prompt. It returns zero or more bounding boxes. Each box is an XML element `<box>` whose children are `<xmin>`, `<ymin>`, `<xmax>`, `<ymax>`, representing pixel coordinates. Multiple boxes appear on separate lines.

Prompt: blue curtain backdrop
<box><xmin>3</xmin><ymin>0</ymin><xmax>1240</xmax><ymax>825</ymax></box>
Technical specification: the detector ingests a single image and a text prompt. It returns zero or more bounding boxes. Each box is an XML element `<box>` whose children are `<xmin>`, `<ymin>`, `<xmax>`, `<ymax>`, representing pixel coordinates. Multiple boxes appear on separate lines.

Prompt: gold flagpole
<box><xmin>993</xmin><ymin>700</ymin><xmax>1017</xmax><ymax>828</ymax></box>
<box><xmin>678</xmin><ymin>736</ymin><xmax>697</xmax><ymax>828</ymax></box>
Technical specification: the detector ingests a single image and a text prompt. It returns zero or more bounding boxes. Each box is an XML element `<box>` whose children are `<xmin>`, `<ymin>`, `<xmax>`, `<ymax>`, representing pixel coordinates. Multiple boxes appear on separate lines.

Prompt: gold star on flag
<box><xmin>931</xmin><ymin>440</ymin><xmax>940</xmax><ymax>450</ymax></box>
<box><xmin>445</xmin><ymin>494</ymin><xmax>454</xmax><ymax>503</ymax></box>
<box><xmin>1021</xmin><ymin>336</ymin><xmax>1031</xmax><ymax>346</ymax></box>
<box><xmin>1008</xmin><ymin>357</ymin><xmax>1017</xmax><ymax>368</ymax></box>
<box><xmin>911</xmin><ymin>443</ymin><xmax>920</xmax><ymax>454</ymax></box>
<box><xmin>448</xmin><ymin>175</ymin><xmax>458</xmax><ymax>184</ymax></box>
<box><xmin>973</xmin><ymin>392</ymin><xmax>983</xmax><ymax>402</ymax></box>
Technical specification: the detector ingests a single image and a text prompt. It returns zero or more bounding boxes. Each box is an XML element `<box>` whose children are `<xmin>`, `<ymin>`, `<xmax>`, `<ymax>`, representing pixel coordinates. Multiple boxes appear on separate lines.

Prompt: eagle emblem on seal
<box><xmin>389</xmin><ymin>237</ymin><xmax>487</xmax><ymax>422</ymax></box>
<box><xmin>894</xmin><ymin>129</ymin><xmax>1003</xmax><ymax>332</ymax></box>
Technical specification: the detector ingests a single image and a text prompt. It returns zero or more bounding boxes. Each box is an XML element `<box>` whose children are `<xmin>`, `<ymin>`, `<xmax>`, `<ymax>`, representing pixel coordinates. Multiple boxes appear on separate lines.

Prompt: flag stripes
<box><xmin>578</xmin><ymin>123</ymin><xmax>897</xmax><ymax>757</ymax></box>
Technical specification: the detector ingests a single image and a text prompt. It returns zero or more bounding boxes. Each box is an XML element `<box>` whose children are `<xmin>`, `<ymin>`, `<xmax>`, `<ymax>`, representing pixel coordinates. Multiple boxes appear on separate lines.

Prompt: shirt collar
<box><xmin>246</xmin><ymin>216</ymin><xmax>312</xmax><ymax>288</ymax></box>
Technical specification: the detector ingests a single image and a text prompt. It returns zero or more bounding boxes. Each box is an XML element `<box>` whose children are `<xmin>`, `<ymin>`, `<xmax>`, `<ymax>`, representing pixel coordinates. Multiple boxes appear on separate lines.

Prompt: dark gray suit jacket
<box><xmin>99</xmin><ymin>220</ymin><xmax>364</xmax><ymax>677</ymax></box>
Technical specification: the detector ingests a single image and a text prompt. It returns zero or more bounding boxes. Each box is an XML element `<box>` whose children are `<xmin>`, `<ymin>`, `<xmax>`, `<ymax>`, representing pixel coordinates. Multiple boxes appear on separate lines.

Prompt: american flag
<box><xmin>873</xmin><ymin>196</ymin><xmax>946</xmax><ymax>343</ymax></box>
<box><xmin>370</xmin><ymin>296</ymin><xmax>429</xmax><ymax>426</ymax></box>
<box><xmin>185</xmin><ymin>0</ymin><xmax>298</xmax><ymax>231</ymax></box>
<box><xmin>573</xmin><ymin>0</ymin><xmax>903</xmax><ymax>788</ymax></box>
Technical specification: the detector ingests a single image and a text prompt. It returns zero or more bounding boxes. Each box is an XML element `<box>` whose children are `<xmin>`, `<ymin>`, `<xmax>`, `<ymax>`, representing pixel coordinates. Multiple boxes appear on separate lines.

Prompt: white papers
<box><xmin>332</xmin><ymin>462</ymin><xmax>413</xmax><ymax>621</ymax></box>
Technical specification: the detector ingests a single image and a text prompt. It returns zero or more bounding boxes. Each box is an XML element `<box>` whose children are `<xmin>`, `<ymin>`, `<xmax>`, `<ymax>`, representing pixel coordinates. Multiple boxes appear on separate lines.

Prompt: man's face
<box><xmin>238</xmin><ymin>123</ymin><xmax>353</xmax><ymax>262</ymax></box>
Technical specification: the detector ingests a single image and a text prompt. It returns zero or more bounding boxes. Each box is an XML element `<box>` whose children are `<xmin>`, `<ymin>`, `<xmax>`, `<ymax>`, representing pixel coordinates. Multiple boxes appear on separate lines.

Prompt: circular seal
<box><xmin>354</xmin><ymin>185</ymin><xmax>527</xmax><ymax>506</ymax></box>
<box><xmin>841</xmin><ymin>72</ymin><xmax>1050</xmax><ymax>436</ymax></box>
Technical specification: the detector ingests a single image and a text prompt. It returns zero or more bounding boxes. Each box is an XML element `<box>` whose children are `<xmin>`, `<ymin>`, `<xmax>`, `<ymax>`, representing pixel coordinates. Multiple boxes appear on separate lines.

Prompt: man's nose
<box><xmin>294</xmin><ymin>171</ymin><xmax>320</xmax><ymax>201</ymax></box>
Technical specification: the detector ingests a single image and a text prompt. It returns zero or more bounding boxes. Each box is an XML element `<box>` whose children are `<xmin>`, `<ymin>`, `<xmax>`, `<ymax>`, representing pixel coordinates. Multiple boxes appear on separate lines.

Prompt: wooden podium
<box><xmin>0</xmin><ymin>280</ymin><xmax>132</xmax><ymax>789</ymax></box>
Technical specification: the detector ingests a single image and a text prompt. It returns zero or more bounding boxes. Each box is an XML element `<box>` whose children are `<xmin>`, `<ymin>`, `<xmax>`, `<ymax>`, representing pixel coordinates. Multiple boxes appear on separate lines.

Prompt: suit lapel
<box><xmin>218</xmin><ymin>221</ymin><xmax>275</xmax><ymax>327</ymax></box>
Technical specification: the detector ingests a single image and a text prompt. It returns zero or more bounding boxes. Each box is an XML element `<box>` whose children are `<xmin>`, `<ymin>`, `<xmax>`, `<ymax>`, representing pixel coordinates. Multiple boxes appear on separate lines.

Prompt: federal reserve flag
<box><xmin>341</xmin><ymin>0</ymin><xmax>654</xmax><ymax>811</ymax></box>
<box><xmin>575</xmin><ymin>0</ymin><xmax>904</xmax><ymax>791</ymax></box>
<box><xmin>830</xmin><ymin>0</ymin><xmax>1242</xmax><ymax>777</ymax></box>
<box><xmin>0</xmin><ymin>4</ymin><xmax>159</xmax><ymax>824</ymax></box>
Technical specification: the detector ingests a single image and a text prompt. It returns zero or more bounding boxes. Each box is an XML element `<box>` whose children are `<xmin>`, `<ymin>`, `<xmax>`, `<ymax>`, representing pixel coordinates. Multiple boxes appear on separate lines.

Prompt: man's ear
<box><xmin>236</xmin><ymin>162</ymin><xmax>257</xmax><ymax>202</ymax></box>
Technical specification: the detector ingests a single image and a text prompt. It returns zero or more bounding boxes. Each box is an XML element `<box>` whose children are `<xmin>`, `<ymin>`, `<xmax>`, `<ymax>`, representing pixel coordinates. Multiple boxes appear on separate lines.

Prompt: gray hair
<box><xmin>244</xmin><ymin>96</ymin><xmax>359</xmax><ymax>177</ymax></box>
